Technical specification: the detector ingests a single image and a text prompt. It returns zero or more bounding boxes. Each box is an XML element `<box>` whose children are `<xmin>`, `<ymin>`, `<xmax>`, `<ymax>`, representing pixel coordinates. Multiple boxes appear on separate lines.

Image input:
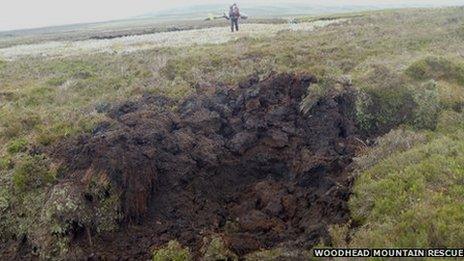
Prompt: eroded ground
<box><xmin>41</xmin><ymin>73</ymin><xmax>362</xmax><ymax>259</ymax></box>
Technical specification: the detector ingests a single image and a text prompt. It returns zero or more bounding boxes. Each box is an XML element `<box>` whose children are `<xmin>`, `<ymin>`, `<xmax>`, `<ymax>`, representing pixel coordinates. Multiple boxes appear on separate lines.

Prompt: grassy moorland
<box><xmin>0</xmin><ymin>17</ymin><xmax>290</xmax><ymax>50</ymax></box>
<box><xmin>1</xmin><ymin>6</ymin><xmax>464</xmax><ymax>258</ymax></box>
<box><xmin>0</xmin><ymin>20</ymin><xmax>342</xmax><ymax>60</ymax></box>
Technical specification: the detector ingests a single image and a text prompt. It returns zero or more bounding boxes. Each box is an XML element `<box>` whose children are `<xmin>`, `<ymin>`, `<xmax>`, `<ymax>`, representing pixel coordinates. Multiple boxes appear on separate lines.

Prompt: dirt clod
<box><xmin>51</xmin><ymin>73</ymin><xmax>360</xmax><ymax>259</ymax></box>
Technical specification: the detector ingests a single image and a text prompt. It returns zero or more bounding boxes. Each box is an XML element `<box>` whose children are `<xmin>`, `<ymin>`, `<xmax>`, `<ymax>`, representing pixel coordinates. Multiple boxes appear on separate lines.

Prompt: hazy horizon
<box><xmin>1</xmin><ymin>0</ymin><xmax>464</xmax><ymax>32</ymax></box>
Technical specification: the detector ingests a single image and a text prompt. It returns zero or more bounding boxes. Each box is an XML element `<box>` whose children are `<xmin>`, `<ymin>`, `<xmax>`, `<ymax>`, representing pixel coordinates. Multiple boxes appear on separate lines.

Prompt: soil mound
<box><xmin>53</xmin><ymin>73</ymin><xmax>360</xmax><ymax>259</ymax></box>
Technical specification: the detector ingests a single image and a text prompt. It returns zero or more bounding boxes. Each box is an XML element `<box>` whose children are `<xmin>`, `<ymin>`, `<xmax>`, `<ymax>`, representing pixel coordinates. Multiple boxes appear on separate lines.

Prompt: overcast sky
<box><xmin>1</xmin><ymin>0</ymin><xmax>463</xmax><ymax>31</ymax></box>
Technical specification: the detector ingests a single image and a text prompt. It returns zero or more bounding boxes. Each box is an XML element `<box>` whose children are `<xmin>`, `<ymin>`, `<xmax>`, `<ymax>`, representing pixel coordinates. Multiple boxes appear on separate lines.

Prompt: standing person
<box><xmin>229</xmin><ymin>3</ymin><xmax>240</xmax><ymax>32</ymax></box>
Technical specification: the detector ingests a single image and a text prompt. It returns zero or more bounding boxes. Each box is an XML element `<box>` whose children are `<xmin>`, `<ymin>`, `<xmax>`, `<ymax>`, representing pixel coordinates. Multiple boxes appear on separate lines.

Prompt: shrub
<box><xmin>406</xmin><ymin>56</ymin><xmax>464</xmax><ymax>85</ymax></box>
<box><xmin>12</xmin><ymin>154</ymin><xmax>56</xmax><ymax>191</ymax></box>
<box><xmin>0</xmin><ymin>184</ymin><xmax>47</xmax><ymax>246</ymax></box>
<box><xmin>1</xmin><ymin>172</ymin><xmax>121</xmax><ymax>258</ymax></box>
<box><xmin>152</xmin><ymin>240</ymin><xmax>191</xmax><ymax>261</ymax></box>
<box><xmin>356</xmin><ymin>65</ymin><xmax>416</xmax><ymax>135</ymax></box>
<box><xmin>35</xmin><ymin>179</ymin><xmax>119</xmax><ymax>258</ymax></box>
<box><xmin>436</xmin><ymin>81</ymin><xmax>464</xmax><ymax>111</ymax></box>
<box><xmin>436</xmin><ymin>110</ymin><xmax>464</xmax><ymax>134</ymax></box>
<box><xmin>411</xmin><ymin>80</ymin><xmax>440</xmax><ymax>130</ymax></box>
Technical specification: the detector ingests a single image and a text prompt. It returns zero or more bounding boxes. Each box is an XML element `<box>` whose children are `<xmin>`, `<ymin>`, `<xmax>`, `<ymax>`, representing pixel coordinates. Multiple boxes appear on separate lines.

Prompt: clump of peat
<box><xmin>48</xmin><ymin>73</ymin><xmax>360</xmax><ymax>259</ymax></box>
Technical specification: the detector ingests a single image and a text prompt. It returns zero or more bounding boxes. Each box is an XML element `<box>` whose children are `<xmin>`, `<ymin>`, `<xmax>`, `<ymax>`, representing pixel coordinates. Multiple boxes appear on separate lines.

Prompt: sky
<box><xmin>1</xmin><ymin>0</ymin><xmax>464</xmax><ymax>31</ymax></box>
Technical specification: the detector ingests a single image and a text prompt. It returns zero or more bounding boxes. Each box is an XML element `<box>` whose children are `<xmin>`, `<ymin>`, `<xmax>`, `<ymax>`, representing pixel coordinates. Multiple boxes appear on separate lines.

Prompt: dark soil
<box><xmin>50</xmin><ymin>73</ymin><xmax>361</xmax><ymax>259</ymax></box>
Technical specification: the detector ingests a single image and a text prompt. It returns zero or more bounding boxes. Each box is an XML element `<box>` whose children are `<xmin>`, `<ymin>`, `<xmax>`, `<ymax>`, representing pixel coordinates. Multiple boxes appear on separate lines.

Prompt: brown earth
<box><xmin>47</xmin><ymin>73</ymin><xmax>361</xmax><ymax>259</ymax></box>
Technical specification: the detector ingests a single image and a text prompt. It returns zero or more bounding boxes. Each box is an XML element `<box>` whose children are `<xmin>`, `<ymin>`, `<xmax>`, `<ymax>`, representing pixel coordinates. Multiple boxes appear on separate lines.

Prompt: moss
<box><xmin>0</xmin><ymin>180</ymin><xmax>47</xmax><ymax>247</ymax></box>
<box><xmin>85</xmin><ymin>175</ymin><xmax>123</xmax><ymax>233</ymax></box>
<box><xmin>12</xmin><ymin>154</ymin><xmax>56</xmax><ymax>191</ymax></box>
<box><xmin>5</xmin><ymin>176</ymin><xmax>122</xmax><ymax>259</ymax></box>
<box><xmin>153</xmin><ymin>240</ymin><xmax>191</xmax><ymax>261</ymax></box>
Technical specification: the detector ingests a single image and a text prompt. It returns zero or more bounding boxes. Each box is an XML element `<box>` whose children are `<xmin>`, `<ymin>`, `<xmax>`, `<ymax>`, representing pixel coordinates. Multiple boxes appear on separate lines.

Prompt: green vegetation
<box><xmin>244</xmin><ymin>248</ymin><xmax>312</xmax><ymax>260</ymax></box>
<box><xmin>12</xmin><ymin>154</ymin><xmax>56</xmax><ymax>191</ymax></box>
<box><xmin>1</xmin><ymin>6</ymin><xmax>464</xmax><ymax>258</ymax></box>
<box><xmin>6</xmin><ymin>137</ymin><xmax>28</xmax><ymax>154</ymax></box>
<box><xmin>152</xmin><ymin>240</ymin><xmax>191</xmax><ymax>261</ymax></box>
<box><xmin>355</xmin><ymin>64</ymin><xmax>416</xmax><ymax>133</ymax></box>
<box><xmin>406</xmin><ymin>56</ymin><xmax>464</xmax><ymax>85</ymax></box>
<box><xmin>348</xmin><ymin>111</ymin><xmax>464</xmax><ymax>247</ymax></box>
<box><xmin>201</xmin><ymin>235</ymin><xmax>238</xmax><ymax>260</ymax></box>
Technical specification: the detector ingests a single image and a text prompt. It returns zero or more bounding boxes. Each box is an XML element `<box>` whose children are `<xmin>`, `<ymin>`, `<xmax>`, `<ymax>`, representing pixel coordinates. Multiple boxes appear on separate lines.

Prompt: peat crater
<box><xmin>53</xmin><ymin>73</ymin><xmax>361</xmax><ymax>259</ymax></box>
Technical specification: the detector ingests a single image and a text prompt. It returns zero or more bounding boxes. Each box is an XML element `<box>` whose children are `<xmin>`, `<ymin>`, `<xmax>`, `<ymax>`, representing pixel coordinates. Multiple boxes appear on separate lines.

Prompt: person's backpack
<box><xmin>231</xmin><ymin>5</ymin><xmax>240</xmax><ymax>18</ymax></box>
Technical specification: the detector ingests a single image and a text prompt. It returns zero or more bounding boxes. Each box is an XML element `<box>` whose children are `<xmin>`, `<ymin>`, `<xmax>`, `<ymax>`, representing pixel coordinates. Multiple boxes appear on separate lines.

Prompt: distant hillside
<box><xmin>136</xmin><ymin>2</ymin><xmax>461</xmax><ymax>20</ymax></box>
<box><xmin>137</xmin><ymin>3</ymin><xmax>375</xmax><ymax>20</ymax></box>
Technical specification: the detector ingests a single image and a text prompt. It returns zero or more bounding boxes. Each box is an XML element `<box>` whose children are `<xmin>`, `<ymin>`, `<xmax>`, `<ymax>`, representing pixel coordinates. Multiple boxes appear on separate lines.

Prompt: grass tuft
<box><xmin>7</xmin><ymin>137</ymin><xmax>29</xmax><ymax>154</ymax></box>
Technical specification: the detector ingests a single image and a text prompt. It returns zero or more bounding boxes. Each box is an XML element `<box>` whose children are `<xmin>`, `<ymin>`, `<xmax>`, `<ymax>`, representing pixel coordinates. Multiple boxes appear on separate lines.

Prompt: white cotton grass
<box><xmin>0</xmin><ymin>19</ymin><xmax>345</xmax><ymax>61</ymax></box>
